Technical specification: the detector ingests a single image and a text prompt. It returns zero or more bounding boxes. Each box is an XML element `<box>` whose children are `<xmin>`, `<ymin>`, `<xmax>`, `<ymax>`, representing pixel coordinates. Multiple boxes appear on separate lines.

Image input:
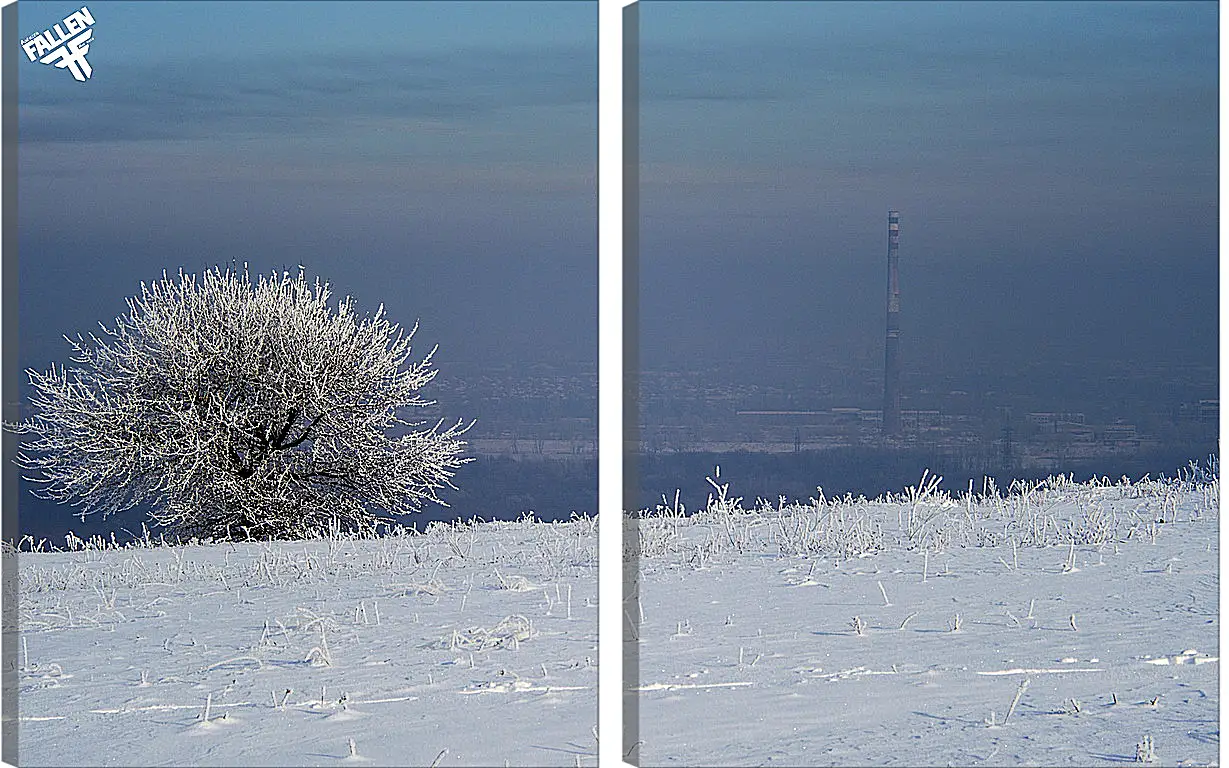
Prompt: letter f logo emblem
<box><xmin>40</xmin><ymin>28</ymin><xmax>93</xmax><ymax>82</ymax></box>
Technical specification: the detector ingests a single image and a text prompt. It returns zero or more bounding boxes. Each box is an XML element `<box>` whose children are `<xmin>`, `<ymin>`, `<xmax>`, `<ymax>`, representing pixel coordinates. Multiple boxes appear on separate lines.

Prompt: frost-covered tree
<box><xmin>10</xmin><ymin>267</ymin><xmax>470</xmax><ymax>539</ymax></box>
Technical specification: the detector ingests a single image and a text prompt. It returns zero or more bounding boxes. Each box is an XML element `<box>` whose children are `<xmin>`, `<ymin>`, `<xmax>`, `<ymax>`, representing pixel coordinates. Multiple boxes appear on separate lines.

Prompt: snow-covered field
<box><xmin>630</xmin><ymin>471</ymin><xmax>1219</xmax><ymax>767</ymax></box>
<box><xmin>14</xmin><ymin>469</ymin><xmax>1220</xmax><ymax>767</ymax></box>
<box><xmin>15</xmin><ymin>516</ymin><xmax>597</xmax><ymax>767</ymax></box>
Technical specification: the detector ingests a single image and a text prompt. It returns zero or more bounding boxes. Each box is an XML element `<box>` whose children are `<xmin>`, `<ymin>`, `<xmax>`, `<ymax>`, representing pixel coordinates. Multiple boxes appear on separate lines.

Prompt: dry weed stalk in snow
<box><xmin>1135</xmin><ymin>734</ymin><xmax>1156</xmax><ymax>763</ymax></box>
<box><xmin>631</xmin><ymin>463</ymin><xmax>1219</xmax><ymax>570</ymax></box>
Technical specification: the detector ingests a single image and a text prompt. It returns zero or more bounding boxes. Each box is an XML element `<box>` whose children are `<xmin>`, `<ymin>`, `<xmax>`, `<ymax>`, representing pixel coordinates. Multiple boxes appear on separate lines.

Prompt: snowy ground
<box><xmin>14</xmin><ymin>470</ymin><xmax>1220</xmax><ymax>767</ymax></box>
<box><xmin>630</xmin><ymin>472</ymin><xmax>1219</xmax><ymax>767</ymax></box>
<box><xmin>15</xmin><ymin>516</ymin><xmax>597</xmax><ymax>767</ymax></box>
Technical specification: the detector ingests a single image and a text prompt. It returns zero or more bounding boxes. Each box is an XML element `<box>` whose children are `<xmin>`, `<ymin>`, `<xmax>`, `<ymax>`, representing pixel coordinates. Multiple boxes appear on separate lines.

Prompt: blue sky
<box><xmin>18</xmin><ymin>1</ymin><xmax>596</xmax><ymax>372</ymax></box>
<box><xmin>637</xmin><ymin>1</ymin><xmax>1217</xmax><ymax>373</ymax></box>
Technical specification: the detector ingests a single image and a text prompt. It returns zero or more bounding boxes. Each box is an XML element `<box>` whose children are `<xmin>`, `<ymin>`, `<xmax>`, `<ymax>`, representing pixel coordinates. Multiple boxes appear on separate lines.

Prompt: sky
<box><xmin>636</xmin><ymin>1</ymin><xmax>1218</xmax><ymax>380</ymax></box>
<box><xmin>17</xmin><ymin>1</ymin><xmax>597</xmax><ymax>376</ymax></box>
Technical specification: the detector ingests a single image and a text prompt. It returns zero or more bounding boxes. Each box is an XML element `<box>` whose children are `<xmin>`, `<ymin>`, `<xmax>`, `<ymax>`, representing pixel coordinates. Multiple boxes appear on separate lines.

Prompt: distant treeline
<box><xmin>11</xmin><ymin>446</ymin><xmax>1215</xmax><ymax>544</ymax></box>
<box><xmin>631</xmin><ymin>446</ymin><xmax>1217</xmax><ymax>512</ymax></box>
<box><xmin>431</xmin><ymin>455</ymin><xmax>597</xmax><ymax>525</ymax></box>
<box><xmin>13</xmin><ymin>454</ymin><xmax>599</xmax><ymax>545</ymax></box>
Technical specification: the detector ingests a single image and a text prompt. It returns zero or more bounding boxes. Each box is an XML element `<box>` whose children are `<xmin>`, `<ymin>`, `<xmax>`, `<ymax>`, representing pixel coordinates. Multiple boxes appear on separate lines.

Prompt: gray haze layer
<box><xmin>638</xmin><ymin>1</ymin><xmax>1217</xmax><ymax>380</ymax></box>
<box><xmin>18</xmin><ymin>2</ymin><xmax>596</xmax><ymax>376</ymax></box>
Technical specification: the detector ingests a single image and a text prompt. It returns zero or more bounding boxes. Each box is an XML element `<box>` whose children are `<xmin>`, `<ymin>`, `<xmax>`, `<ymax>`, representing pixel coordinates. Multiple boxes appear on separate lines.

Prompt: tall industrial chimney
<box><xmin>883</xmin><ymin>210</ymin><xmax>902</xmax><ymax>436</ymax></box>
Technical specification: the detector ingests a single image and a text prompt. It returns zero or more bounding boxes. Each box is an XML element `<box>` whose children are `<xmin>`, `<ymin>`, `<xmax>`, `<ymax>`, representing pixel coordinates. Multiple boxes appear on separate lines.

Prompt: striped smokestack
<box><xmin>883</xmin><ymin>210</ymin><xmax>902</xmax><ymax>436</ymax></box>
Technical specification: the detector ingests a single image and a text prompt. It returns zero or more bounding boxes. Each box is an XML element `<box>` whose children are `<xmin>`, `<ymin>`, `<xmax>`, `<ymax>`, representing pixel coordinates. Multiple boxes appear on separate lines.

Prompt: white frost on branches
<box><xmin>11</xmin><ymin>267</ymin><xmax>471</xmax><ymax>539</ymax></box>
